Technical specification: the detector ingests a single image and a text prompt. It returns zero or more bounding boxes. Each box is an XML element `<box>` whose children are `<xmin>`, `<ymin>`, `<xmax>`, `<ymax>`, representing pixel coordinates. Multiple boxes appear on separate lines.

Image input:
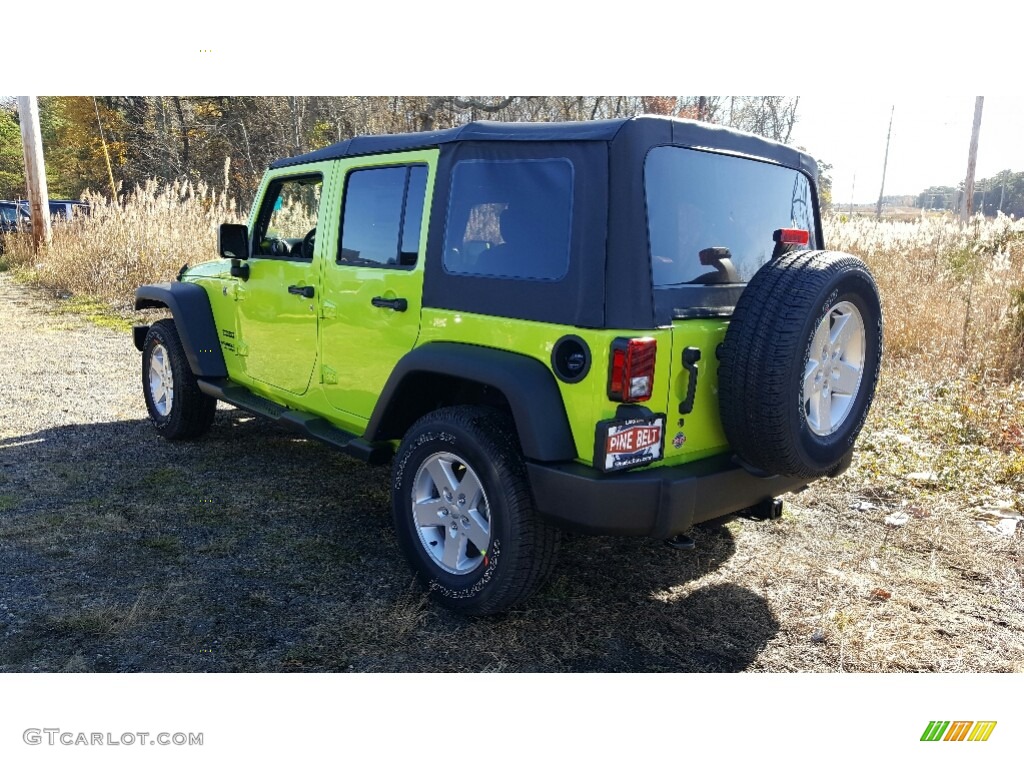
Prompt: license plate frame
<box><xmin>593</xmin><ymin>413</ymin><xmax>666</xmax><ymax>472</ymax></box>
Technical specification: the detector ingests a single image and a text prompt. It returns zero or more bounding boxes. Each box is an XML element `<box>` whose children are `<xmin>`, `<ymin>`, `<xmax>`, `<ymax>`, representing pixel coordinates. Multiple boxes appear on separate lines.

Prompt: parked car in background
<box><xmin>0</xmin><ymin>201</ymin><xmax>31</xmax><ymax>253</ymax></box>
<box><xmin>16</xmin><ymin>199</ymin><xmax>91</xmax><ymax>220</ymax></box>
<box><xmin>1</xmin><ymin>201</ymin><xmax>27</xmax><ymax>230</ymax></box>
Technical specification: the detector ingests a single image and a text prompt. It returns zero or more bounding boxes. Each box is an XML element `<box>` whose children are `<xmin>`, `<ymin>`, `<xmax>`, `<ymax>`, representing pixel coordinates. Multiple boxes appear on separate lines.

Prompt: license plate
<box><xmin>594</xmin><ymin>414</ymin><xmax>665</xmax><ymax>472</ymax></box>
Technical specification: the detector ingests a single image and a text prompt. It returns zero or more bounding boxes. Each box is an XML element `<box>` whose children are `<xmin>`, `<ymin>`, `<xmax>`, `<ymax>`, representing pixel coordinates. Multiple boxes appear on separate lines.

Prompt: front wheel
<box><xmin>391</xmin><ymin>406</ymin><xmax>560</xmax><ymax>616</ymax></box>
<box><xmin>142</xmin><ymin>319</ymin><xmax>216</xmax><ymax>440</ymax></box>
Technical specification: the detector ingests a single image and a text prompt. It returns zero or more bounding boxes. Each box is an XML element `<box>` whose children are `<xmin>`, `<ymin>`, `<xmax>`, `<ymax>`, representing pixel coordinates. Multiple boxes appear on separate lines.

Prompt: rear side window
<box><xmin>645</xmin><ymin>146</ymin><xmax>816</xmax><ymax>287</ymax></box>
<box><xmin>339</xmin><ymin>165</ymin><xmax>428</xmax><ymax>268</ymax></box>
<box><xmin>443</xmin><ymin>159</ymin><xmax>573</xmax><ymax>281</ymax></box>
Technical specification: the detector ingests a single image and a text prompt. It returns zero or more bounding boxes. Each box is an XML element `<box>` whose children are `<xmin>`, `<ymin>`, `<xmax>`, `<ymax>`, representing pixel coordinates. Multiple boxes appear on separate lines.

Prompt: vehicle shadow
<box><xmin>0</xmin><ymin>410</ymin><xmax>778</xmax><ymax>673</ymax></box>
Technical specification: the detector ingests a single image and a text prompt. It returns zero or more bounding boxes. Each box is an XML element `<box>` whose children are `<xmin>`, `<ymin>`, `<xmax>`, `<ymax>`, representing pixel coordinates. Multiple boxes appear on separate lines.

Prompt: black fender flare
<box><xmin>365</xmin><ymin>342</ymin><xmax>577</xmax><ymax>462</ymax></box>
<box><xmin>134</xmin><ymin>282</ymin><xmax>228</xmax><ymax>378</ymax></box>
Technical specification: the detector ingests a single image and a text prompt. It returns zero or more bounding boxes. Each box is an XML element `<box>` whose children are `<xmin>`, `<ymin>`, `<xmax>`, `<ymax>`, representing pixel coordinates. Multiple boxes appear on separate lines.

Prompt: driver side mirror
<box><xmin>219</xmin><ymin>223</ymin><xmax>250</xmax><ymax>260</ymax></box>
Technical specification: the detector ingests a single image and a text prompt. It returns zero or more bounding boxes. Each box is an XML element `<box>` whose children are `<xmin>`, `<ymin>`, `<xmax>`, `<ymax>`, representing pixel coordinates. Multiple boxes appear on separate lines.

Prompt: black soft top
<box><xmin>271</xmin><ymin>116</ymin><xmax>821</xmax><ymax>329</ymax></box>
<box><xmin>270</xmin><ymin>116</ymin><xmax>818</xmax><ymax>180</ymax></box>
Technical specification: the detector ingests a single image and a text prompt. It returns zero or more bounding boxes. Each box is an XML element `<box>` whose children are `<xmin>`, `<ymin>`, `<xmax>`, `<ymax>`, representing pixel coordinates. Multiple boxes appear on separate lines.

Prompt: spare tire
<box><xmin>718</xmin><ymin>250</ymin><xmax>882</xmax><ymax>478</ymax></box>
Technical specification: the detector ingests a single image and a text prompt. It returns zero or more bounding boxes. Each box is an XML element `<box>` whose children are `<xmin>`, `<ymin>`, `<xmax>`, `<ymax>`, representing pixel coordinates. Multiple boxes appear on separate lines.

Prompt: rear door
<box><xmin>320</xmin><ymin>150</ymin><xmax>435</xmax><ymax>418</ymax></box>
<box><xmin>644</xmin><ymin>145</ymin><xmax>818</xmax><ymax>463</ymax></box>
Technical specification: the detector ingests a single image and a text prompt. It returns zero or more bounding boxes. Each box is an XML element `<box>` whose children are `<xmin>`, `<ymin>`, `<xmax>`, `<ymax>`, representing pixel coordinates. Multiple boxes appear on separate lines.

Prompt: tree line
<box><xmin>0</xmin><ymin>96</ymin><xmax>810</xmax><ymax>209</ymax></box>
<box><xmin>915</xmin><ymin>171</ymin><xmax>1024</xmax><ymax>218</ymax></box>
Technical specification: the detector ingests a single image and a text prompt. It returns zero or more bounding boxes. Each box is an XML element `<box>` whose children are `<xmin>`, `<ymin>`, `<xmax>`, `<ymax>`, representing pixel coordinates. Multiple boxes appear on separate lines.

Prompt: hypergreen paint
<box><xmin>415</xmin><ymin>310</ymin><xmax>729</xmax><ymax>465</ymax></box>
<box><xmin>185</xmin><ymin>150</ymin><xmax>731</xmax><ymax>469</ymax></box>
<box><xmin>319</xmin><ymin>150</ymin><xmax>437</xmax><ymax>418</ymax></box>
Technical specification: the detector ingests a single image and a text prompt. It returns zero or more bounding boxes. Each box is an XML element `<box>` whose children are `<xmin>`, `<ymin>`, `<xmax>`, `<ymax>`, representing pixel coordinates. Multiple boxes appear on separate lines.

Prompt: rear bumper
<box><xmin>526</xmin><ymin>452</ymin><xmax>848</xmax><ymax>538</ymax></box>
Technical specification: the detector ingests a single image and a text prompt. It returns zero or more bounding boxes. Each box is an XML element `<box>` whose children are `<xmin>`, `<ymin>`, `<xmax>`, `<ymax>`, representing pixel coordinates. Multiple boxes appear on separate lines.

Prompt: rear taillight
<box><xmin>771</xmin><ymin>228</ymin><xmax>811</xmax><ymax>260</ymax></box>
<box><xmin>608</xmin><ymin>337</ymin><xmax>657</xmax><ymax>403</ymax></box>
<box><xmin>773</xmin><ymin>228</ymin><xmax>810</xmax><ymax>246</ymax></box>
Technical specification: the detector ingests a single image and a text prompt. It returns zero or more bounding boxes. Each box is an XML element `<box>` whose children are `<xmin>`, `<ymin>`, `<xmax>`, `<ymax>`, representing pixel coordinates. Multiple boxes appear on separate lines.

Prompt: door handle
<box><xmin>288</xmin><ymin>285</ymin><xmax>314</xmax><ymax>298</ymax></box>
<box><xmin>371</xmin><ymin>296</ymin><xmax>408</xmax><ymax>312</ymax></box>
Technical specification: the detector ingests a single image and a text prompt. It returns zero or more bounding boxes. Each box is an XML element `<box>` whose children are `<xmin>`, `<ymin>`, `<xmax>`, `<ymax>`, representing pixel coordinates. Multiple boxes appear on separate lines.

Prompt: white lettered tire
<box><xmin>391</xmin><ymin>406</ymin><xmax>560</xmax><ymax>616</ymax></box>
<box><xmin>142</xmin><ymin>319</ymin><xmax>217</xmax><ymax>440</ymax></box>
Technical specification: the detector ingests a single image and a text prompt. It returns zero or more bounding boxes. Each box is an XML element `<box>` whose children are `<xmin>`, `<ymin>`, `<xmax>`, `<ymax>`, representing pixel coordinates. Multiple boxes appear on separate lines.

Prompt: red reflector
<box><xmin>609</xmin><ymin>347</ymin><xmax>626</xmax><ymax>398</ymax></box>
<box><xmin>608</xmin><ymin>337</ymin><xmax>656</xmax><ymax>403</ymax></box>
<box><xmin>774</xmin><ymin>228</ymin><xmax>809</xmax><ymax>246</ymax></box>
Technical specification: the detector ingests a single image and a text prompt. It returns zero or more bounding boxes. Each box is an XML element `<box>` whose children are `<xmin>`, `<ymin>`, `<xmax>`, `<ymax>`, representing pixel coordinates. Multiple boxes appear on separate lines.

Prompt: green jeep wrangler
<box><xmin>134</xmin><ymin>116</ymin><xmax>882</xmax><ymax>615</ymax></box>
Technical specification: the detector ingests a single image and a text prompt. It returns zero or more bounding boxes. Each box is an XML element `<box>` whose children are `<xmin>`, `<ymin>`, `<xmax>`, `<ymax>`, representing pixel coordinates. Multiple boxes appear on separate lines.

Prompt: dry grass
<box><xmin>0</xmin><ymin>180</ymin><xmax>241</xmax><ymax>308</ymax></box>
<box><xmin>738</xmin><ymin>363</ymin><xmax>1024</xmax><ymax>672</ymax></box>
<box><xmin>824</xmin><ymin>211</ymin><xmax>1024</xmax><ymax>378</ymax></box>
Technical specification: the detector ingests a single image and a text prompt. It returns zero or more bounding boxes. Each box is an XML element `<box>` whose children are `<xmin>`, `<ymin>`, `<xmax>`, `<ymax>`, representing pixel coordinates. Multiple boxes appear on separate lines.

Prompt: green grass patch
<box><xmin>0</xmin><ymin>493</ymin><xmax>18</xmax><ymax>513</ymax></box>
<box><xmin>53</xmin><ymin>295</ymin><xmax>133</xmax><ymax>333</ymax></box>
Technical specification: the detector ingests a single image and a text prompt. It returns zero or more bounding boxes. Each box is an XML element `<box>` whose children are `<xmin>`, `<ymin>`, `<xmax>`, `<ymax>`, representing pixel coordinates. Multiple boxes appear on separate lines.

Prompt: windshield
<box><xmin>645</xmin><ymin>146</ymin><xmax>816</xmax><ymax>287</ymax></box>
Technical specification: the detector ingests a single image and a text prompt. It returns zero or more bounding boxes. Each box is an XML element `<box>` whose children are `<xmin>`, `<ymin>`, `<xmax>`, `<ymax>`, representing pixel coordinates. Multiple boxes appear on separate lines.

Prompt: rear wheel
<box><xmin>391</xmin><ymin>406</ymin><xmax>560</xmax><ymax>616</ymax></box>
<box><xmin>142</xmin><ymin>319</ymin><xmax>216</xmax><ymax>440</ymax></box>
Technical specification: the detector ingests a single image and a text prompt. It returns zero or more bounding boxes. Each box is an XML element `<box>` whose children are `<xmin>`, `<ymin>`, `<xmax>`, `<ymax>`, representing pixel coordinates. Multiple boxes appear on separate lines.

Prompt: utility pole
<box><xmin>960</xmin><ymin>96</ymin><xmax>984</xmax><ymax>224</ymax></box>
<box><xmin>875</xmin><ymin>105</ymin><xmax>894</xmax><ymax>220</ymax></box>
<box><xmin>849</xmin><ymin>172</ymin><xmax>856</xmax><ymax>218</ymax></box>
<box><xmin>998</xmin><ymin>170</ymin><xmax>1006</xmax><ymax>214</ymax></box>
<box><xmin>17</xmin><ymin>96</ymin><xmax>51</xmax><ymax>251</ymax></box>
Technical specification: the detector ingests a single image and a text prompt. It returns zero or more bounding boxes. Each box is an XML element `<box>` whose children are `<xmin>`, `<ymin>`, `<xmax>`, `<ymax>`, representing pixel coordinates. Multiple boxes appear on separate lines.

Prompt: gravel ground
<box><xmin>1</xmin><ymin>273</ymin><xmax>1021</xmax><ymax>673</ymax></box>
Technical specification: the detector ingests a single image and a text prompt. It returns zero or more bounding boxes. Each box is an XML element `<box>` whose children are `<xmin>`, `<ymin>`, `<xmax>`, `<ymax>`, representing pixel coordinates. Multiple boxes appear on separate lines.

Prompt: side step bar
<box><xmin>197</xmin><ymin>379</ymin><xmax>393</xmax><ymax>465</ymax></box>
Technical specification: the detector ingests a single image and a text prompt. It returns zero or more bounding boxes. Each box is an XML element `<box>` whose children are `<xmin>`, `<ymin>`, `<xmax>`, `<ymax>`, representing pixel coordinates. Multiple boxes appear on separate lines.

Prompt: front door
<box><xmin>236</xmin><ymin>166</ymin><xmax>334</xmax><ymax>395</ymax></box>
<box><xmin>320</xmin><ymin>151</ymin><xmax>435</xmax><ymax>418</ymax></box>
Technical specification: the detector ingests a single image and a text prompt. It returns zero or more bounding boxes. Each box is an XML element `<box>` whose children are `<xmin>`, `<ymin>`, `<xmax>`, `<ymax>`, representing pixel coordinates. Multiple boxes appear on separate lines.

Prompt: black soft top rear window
<box><xmin>645</xmin><ymin>146</ymin><xmax>816</xmax><ymax>288</ymax></box>
<box><xmin>442</xmin><ymin>158</ymin><xmax>573</xmax><ymax>281</ymax></box>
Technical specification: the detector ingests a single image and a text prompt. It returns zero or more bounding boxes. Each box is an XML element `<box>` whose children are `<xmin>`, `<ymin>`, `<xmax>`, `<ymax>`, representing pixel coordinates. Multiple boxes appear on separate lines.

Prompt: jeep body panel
<box><xmin>134</xmin><ymin>282</ymin><xmax>228</xmax><ymax>378</ymax></box>
<box><xmin>413</xmin><ymin>309</ymin><xmax>729</xmax><ymax>467</ymax></box>
<box><xmin>318</xmin><ymin>149</ymin><xmax>437</xmax><ymax>418</ymax></box>
<box><xmin>228</xmin><ymin>160</ymin><xmax>338</xmax><ymax>395</ymax></box>
<box><xmin>366</xmin><ymin>341</ymin><xmax>576</xmax><ymax>462</ymax></box>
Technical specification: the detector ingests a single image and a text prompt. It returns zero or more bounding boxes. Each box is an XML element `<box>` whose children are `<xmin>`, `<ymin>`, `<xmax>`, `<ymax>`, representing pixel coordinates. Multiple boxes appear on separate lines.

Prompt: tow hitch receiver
<box><xmin>664</xmin><ymin>533</ymin><xmax>696</xmax><ymax>551</ymax></box>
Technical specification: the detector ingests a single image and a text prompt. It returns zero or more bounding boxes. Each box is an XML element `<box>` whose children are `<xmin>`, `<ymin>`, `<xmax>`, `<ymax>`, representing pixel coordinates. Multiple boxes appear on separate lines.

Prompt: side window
<box><xmin>338</xmin><ymin>165</ymin><xmax>428</xmax><ymax>268</ymax></box>
<box><xmin>253</xmin><ymin>174</ymin><xmax>322</xmax><ymax>259</ymax></box>
<box><xmin>442</xmin><ymin>159</ymin><xmax>573</xmax><ymax>281</ymax></box>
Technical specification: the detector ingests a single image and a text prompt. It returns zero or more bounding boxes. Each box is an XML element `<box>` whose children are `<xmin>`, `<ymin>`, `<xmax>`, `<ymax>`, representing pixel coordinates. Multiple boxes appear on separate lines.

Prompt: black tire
<box><xmin>391</xmin><ymin>406</ymin><xmax>561</xmax><ymax>616</ymax></box>
<box><xmin>719</xmin><ymin>250</ymin><xmax>882</xmax><ymax>478</ymax></box>
<box><xmin>142</xmin><ymin>319</ymin><xmax>216</xmax><ymax>440</ymax></box>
